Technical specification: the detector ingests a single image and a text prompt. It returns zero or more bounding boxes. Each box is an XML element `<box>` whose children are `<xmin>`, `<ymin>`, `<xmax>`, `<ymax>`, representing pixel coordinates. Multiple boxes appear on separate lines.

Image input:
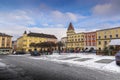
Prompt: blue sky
<box><xmin>0</xmin><ymin>0</ymin><xmax>120</xmax><ymax>40</ymax></box>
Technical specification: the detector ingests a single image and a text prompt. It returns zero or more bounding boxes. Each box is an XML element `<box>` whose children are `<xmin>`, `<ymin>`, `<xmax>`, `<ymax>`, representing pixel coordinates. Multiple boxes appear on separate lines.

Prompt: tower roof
<box><xmin>67</xmin><ymin>22</ymin><xmax>74</xmax><ymax>30</ymax></box>
<box><xmin>24</xmin><ymin>30</ymin><xmax>27</xmax><ymax>34</ymax></box>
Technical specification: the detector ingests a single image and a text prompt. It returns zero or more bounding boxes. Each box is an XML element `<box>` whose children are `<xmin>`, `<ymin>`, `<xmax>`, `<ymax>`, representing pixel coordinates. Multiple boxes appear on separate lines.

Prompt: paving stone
<box><xmin>95</xmin><ymin>59</ymin><xmax>114</xmax><ymax>64</ymax></box>
<box><xmin>59</xmin><ymin>57</ymin><xmax>80</xmax><ymax>60</ymax></box>
<box><xmin>74</xmin><ymin>58</ymin><xmax>93</xmax><ymax>62</ymax></box>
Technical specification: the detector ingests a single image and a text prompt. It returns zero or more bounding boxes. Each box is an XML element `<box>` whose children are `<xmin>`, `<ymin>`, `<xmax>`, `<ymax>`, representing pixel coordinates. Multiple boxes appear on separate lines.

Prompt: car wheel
<box><xmin>116</xmin><ymin>62</ymin><xmax>120</xmax><ymax>65</ymax></box>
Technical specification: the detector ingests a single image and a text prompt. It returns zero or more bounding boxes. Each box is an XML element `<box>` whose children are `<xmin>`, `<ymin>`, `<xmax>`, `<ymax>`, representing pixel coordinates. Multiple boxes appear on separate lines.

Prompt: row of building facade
<box><xmin>64</xmin><ymin>23</ymin><xmax>120</xmax><ymax>51</ymax></box>
<box><xmin>0</xmin><ymin>31</ymin><xmax>57</xmax><ymax>54</ymax></box>
<box><xmin>1</xmin><ymin>23</ymin><xmax>120</xmax><ymax>54</ymax></box>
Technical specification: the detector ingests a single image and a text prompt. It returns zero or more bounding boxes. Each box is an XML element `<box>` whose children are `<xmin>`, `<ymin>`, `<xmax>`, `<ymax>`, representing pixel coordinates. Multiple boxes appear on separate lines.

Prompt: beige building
<box><xmin>97</xmin><ymin>27</ymin><xmax>120</xmax><ymax>50</ymax></box>
<box><xmin>66</xmin><ymin>23</ymin><xmax>84</xmax><ymax>50</ymax></box>
<box><xmin>0</xmin><ymin>32</ymin><xmax>12</xmax><ymax>54</ymax></box>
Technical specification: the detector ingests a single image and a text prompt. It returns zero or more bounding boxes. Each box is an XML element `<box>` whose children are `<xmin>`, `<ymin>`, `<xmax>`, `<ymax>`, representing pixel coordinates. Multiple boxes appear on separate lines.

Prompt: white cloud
<box><xmin>92</xmin><ymin>0</ymin><xmax>120</xmax><ymax>16</ymax></box>
<box><xmin>0</xmin><ymin>25</ymin><xmax>67</xmax><ymax>40</ymax></box>
<box><xmin>66</xmin><ymin>12</ymin><xmax>77</xmax><ymax>22</ymax></box>
<box><xmin>0</xmin><ymin>10</ymin><xmax>35</xmax><ymax>26</ymax></box>
<box><xmin>50</xmin><ymin>10</ymin><xmax>85</xmax><ymax>23</ymax></box>
<box><xmin>92</xmin><ymin>3</ymin><xmax>112</xmax><ymax>16</ymax></box>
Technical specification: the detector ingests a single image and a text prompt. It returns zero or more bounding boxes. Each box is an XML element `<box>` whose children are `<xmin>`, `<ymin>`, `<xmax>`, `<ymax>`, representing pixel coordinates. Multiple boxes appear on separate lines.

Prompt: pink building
<box><xmin>84</xmin><ymin>32</ymin><xmax>97</xmax><ymax>50</ymax></box>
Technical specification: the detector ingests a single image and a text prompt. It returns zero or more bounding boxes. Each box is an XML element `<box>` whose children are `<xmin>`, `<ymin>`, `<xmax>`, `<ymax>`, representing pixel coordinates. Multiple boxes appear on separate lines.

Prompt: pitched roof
<box><xmin>27</xmin><ymin>32</ymin><xmax>57</xmax><ymax>39</ymax></box>
<box><xmin>0</xmin><ymin>32</ymin><xmax>12</xmax><ymax>37</ymax></box>
<box><xmin>67</xmin><ymin>22</ymin><xmax>74</xmax><ymax>30</ymax></box>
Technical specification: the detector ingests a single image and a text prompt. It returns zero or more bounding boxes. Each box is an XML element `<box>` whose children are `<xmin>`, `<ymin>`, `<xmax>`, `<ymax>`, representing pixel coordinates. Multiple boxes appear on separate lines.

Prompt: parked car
<box><xmin>15</xmin><ymin>51</ymin><xmax>26</xmax><ymax>55</ymax></box>
<box><xmin>115</xmin><ymin>50</ymin><xmax>120</xmax><ymax>65</ymax></box>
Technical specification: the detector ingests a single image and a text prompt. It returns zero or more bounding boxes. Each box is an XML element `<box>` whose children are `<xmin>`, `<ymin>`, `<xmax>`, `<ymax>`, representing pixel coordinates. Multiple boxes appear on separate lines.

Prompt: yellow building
<box><xmin>0</xmin><ymin>32</ymin><xmax>12</xmax><ymax>54</ymax></box>
<box><xmin>17</xmin><ymin>31</ymin><xmax>57</xmax><ymax>51</ymax></box>
<box><xmin>66</xmin><ymin>23</ymin><xmax>84</xmax><ymax>50</ymax></box>
<box><xmin>97</xmin><ymin>27</ymin><xmax>120</xmax><ymax>50</ymax></box>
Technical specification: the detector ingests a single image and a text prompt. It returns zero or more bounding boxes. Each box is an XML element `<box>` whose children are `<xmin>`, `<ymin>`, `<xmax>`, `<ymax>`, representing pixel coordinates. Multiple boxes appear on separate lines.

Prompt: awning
<box><xmin>109</xmin><ymin>39</ymin><xmax>120</xmax><ymax>45</ymax></box>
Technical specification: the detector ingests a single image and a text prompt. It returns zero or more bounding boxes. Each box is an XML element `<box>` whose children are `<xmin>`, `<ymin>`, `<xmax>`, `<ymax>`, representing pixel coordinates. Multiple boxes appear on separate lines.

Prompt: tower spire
<box><xmin>67</xmin><ymin>22</ymin><xmax>75</xmax><ymax>36</ymax></box>
<box><xmin>67</xmin><ymin>22</ymin><xmax>74</xmax><ymax>31</ymax></box>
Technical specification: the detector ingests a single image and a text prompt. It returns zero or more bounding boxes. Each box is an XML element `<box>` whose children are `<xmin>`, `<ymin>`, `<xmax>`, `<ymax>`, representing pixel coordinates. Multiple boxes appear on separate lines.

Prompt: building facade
<box><xmin>17</xmin><ymin>31</ymin><xmax>57</xmax><ymax>51</ymax></box>
<box><xmin>66</xmin><ymin>23</ymin><xmax>84</xmax><ymax>50</ymax></box>
<box><xmin>84</xmin><ymin>32</ymin><xmax>97</xmax><ymax>50</ymax></box>
<box><xmin>66</xmin><ymin>23</ymin><xmax>120</xmax><ymax>53</ymax></box>
<box><xmin>0</xmin><ymin>33</ymin><xmax>12</xmax><ymax>54</ymax></box>
<box><xmin>97</xmin><ymin>27</ymin><xmax>120</xmax><ymax>50</ymax></box>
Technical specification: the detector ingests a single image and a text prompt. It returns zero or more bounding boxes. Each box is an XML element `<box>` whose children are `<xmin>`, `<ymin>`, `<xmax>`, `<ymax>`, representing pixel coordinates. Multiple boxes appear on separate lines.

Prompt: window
<box><xmin>104</xmin><ymin>41</ymin><xmax>107</xmax><ymax>45</ymax></box>
<box><xmin>89</xmin><ymin>43</ymin><xmax>91</xmax><ymax>46</ymax></box>
<box><xmin>116</xmin><ymin>34</ymin><xmax>118</xmax><ymax>38</ymax></box>
<box><xmin>98</xmin><ymin>41</ymin><xmax>101</xmax><ymax>45</ymax></box>
<box><xmin>104</xmin><ymin>35</ymin><xmax>107</xmax><ymax>39</ymax></box>
<box><xmin>7</xmin><ymin>43</ymin><xmax>10</xmax><ymax>46</ymax></box>
<box><xmin>2</xmin><ymin>44</ymin><xmax>5</xmax><ymax>47</ymax></box>
<box><xmin>98</xmin><ymin>36</ymin><xmax>101</xmax><ymax>39</ymax></box>
<box><xmin>93</xmin><ymin>42</ymin><xmax>96</xmax><ymax>46</ymax></box>
<box><xmin>2</xmin><ymin>38</ymin><xmax>5</xmax><ymax>41</ymax></box>
<box><xmin>93</xmin><ymin>38</ymin><xmax>95</xmax><ymax>40</ymax></box>
<box><xmin>99</xmin><ymin>48</ymin><xmax>101</xmax><ymax>50</ymax></box>
<box><xmin>110</xmin><ymin>35</ymin><xmax>112</xmax><ymax>38</ymax></box>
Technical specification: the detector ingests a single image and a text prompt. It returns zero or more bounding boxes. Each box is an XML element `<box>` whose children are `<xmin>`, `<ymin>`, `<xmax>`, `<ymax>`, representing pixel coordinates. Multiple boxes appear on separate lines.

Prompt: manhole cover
<box><xmin>95</xmin><ymin>59</ymin><xmax>114</xmax><ymax>64</ymax></box>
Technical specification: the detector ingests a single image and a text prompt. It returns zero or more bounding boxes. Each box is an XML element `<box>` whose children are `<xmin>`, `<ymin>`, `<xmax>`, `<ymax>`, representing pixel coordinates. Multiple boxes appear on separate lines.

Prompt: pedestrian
<box><xmin>34</xmin><ymin>49</ymin><xmax>38</xmax><ymax>56</ymax></box>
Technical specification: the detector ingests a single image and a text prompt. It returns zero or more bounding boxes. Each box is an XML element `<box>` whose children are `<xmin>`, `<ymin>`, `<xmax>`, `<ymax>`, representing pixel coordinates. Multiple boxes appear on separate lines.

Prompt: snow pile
<box><xmin>103</xmin><ymin>61</ymin><xmax>120</xmax><ymax>73</ymax></box>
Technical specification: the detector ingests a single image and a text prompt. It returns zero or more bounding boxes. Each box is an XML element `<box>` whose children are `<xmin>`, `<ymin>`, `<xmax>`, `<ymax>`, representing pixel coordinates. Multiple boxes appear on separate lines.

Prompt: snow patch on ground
<box><xmin>0</xmin><ymin>62</ymin><xmax>6</xmax><ymax>67</ymax></box>
<box><xmin>28</xmin><ymin>53</ymin><xmax>120</xmax><ymax>73</ymax></box>
<box><xmin>103</xmin><ymin>61</ymin><xmax>120</xmax><ymax>73</ymax></box>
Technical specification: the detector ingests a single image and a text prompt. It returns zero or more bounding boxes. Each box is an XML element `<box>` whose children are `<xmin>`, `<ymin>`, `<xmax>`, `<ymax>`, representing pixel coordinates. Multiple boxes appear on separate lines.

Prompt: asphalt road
<box><xmin>0</xmin><ymin>55</ymin><xmax>120</xmax><ymax>80</ymax></box>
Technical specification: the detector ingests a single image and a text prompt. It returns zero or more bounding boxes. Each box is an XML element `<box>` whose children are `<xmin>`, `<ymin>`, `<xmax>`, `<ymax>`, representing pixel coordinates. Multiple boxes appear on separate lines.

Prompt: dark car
<box><xmin>15</xmin><ymin>51</ymin><xmax>26</xmax><ymax>55</ymax></box>
<box><xmin>115</xmin><ymin>50</ymin><xmax>120</xmax><ymax>65</ymax></box>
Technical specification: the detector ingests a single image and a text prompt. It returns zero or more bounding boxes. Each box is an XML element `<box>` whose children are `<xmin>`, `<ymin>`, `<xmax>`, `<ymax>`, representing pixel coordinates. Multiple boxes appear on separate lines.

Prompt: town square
<box><xmin>0</xmin><ymin>0</ymin><xmax>120</xmax><ymax>80</ymax></box>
